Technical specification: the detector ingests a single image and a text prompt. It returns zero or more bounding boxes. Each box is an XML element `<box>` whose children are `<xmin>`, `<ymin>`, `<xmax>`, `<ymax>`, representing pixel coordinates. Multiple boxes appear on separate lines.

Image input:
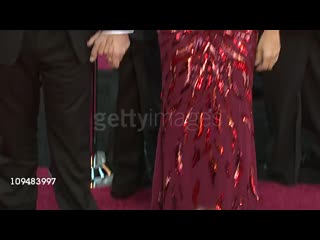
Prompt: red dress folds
<box><xmin>151</xmin><ymin>30</ymin><xmax>260</xmax><ymax>210</ymax></box>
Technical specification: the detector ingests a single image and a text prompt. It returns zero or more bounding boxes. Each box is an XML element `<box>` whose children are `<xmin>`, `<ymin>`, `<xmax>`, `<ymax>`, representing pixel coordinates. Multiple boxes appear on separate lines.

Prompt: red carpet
<box><xmin>36</xmin><ymin>168</ymin><xmax>320</xmax><ymax>210</ymax></box>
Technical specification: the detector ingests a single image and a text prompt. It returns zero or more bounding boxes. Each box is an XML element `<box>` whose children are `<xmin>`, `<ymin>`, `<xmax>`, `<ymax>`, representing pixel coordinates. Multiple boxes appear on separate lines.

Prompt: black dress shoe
<box><xmin>111</xmin><ymin>175</ymin><xmax>151</xmax><ymax>199</ymax></box>
<box><xmin>299</xmin><ymin>167</ymin><xmax>320</xmax><ymax>184</ymax></box>
<box><xmin>266</xmin><ymin>170</ymin><xmax>296</xmax><ymax>186</ymax></box>
<box><xmin>111</xmin><ymin>185</ymin><xmax>139</xmax><ymax>199</ymax></box>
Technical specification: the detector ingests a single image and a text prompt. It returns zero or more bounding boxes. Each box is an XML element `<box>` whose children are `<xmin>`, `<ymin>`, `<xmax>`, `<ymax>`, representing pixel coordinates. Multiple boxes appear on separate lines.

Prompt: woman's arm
<box><xmin>255</xmin><ymin>30</ymin><xmax>281</xmax><ymax>71</ymax></box>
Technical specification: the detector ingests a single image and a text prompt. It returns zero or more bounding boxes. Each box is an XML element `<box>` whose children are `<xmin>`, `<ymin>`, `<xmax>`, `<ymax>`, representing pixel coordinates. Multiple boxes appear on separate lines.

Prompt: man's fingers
<box><xmin>104</xmin><ymin>38</ymin><xmax>113</xmax><ymax>57</ymax></box>
<box><xmin>111</xmin><ymin>57</ymin><xmax>121</xmax><ymax>69</ymax></box>
<box><xmin>87</xmin><ymin>31</ymin><xmax>101</xmax><ymax>47</ymax></box>
<box><xmin>106</xmin><ymin>40</ymin><xmax>114</xmax><ymax>63</ymax></box>
<box><xmin>90</xmin><ymin>41</ymin><xmax>102</xmax><ymax>62</ymax></box>
<box><xmin>98</xmin><ymin>41</ymin><xmax>106</xmax><ymax>56</ymax></box>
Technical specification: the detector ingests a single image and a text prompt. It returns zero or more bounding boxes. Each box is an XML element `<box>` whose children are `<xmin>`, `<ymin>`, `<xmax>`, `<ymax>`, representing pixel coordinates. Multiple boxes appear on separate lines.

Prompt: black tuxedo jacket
<box><xmin>0</xmin><ymin>30</ymin><xmax>158</xmax><ymax>65</ymax></box>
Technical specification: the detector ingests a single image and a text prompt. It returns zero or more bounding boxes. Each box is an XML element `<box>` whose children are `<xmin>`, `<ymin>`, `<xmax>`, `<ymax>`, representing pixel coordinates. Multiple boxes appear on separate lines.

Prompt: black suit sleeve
<box><xmin>130</xmin><ymin>30</ymin><xmax>158</xmax><ymax>41</ymax></box>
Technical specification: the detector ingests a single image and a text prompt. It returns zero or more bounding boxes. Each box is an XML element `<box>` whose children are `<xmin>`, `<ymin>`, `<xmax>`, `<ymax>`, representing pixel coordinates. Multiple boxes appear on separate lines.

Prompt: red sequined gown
<box><xmin>151</xmin><ymin>30</ymin><xmax>260</xmax><ymax>210</ymax></box>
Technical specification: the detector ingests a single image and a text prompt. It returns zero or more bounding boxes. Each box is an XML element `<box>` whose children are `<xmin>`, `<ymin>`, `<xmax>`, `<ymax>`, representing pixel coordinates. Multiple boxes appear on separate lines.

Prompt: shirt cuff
<box><xmin>102</xmin><ymin>30</ymin><xmax>134</xmax><ymax>34</ymax></box>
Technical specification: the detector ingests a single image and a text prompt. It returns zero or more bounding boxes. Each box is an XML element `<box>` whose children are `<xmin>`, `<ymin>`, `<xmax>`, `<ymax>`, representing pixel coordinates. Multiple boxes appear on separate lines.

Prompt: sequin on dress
<box><xmin>151</xmin><ymin>30</ymin><xmax>260</xmax><ymax>210</ymax></box>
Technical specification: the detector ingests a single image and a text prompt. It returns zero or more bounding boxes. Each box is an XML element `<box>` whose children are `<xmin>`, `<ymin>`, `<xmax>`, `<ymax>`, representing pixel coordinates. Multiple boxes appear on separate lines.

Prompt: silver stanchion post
<box><xmin>91</xmin><ymin>60</ymin><xmax>114</xmax><ymax>188</ymax></box>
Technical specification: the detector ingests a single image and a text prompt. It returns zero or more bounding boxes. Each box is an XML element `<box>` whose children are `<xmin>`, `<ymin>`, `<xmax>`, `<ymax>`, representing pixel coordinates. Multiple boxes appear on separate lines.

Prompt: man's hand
<box><xmin>255</xmin><ymin>30</ymin><xmax>281</xmax><ymax>72</ymax></box>
<box><xmin>87</xmin><ymin>32</ymin><xmax>130</xmax><ymax>69</ymax></box>
<box><xmin>87</xmin><ymin>31</ymin><xmax>110</xmax><ymax>62</ymax></box>
<box><xmin>103</xmin><ymin>34</ymin><xmax>130</xmax><ymax>68</ymax></box>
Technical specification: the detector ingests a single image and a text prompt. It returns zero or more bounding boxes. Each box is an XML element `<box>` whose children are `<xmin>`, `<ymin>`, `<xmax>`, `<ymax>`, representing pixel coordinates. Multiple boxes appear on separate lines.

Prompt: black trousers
<box><xmin>112</xmin><ymin>39</ymin><xmax>162</xmax><ymax>192</ymax></box>
<box><xmin>0</xmin><ymin>31</ymin><xmax>97</xmax><ymax>209</ymax></box>
<box><xmin>263</xmin><ymin>32</ymin><xmax>320</xmax><ymax>184</ymax></box>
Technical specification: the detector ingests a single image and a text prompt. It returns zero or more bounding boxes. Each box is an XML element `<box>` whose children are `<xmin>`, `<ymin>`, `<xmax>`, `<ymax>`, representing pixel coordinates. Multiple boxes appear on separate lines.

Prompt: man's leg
<box><xmin>111</xmin><ymin>47</ymin><xmax>146</xmax><ymax>198</ymax></box>
<box><xmin>130</xmin><ymin>39</ymin><xmax>162</xmax><ymax>180</ymax></box>
<box><xmin>300</xmin><ymin>36</ymin><xmax>320</xmax><ymax>182</ymax></box>
<box><xmin>39</xmin><ymin>31</ymin><xmax>97</xmax><ymax>210</ymax></box>
<box><xmin>0</xmin><ymin>34</ymin><xmax>40</xmax><ymax>209</ymax></box>
<box><xmin>263</xmin><ymin>32</ymin><xmax>309</xmax><ymax>184</ymax></box>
